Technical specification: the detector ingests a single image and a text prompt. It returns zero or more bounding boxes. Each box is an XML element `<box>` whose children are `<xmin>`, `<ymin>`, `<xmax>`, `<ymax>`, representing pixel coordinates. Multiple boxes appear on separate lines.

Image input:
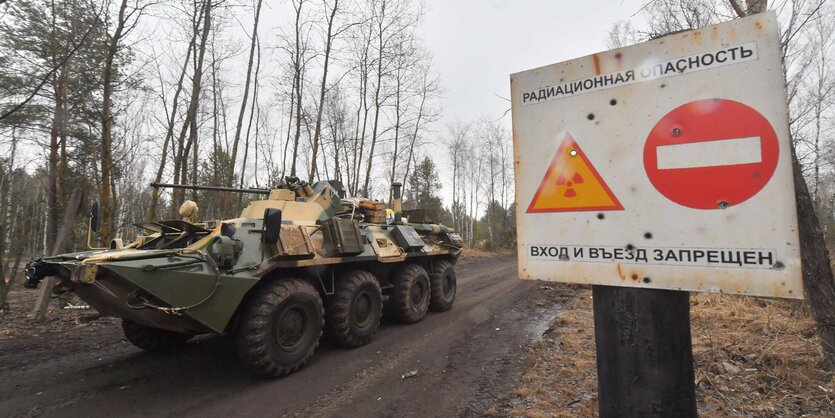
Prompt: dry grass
<box><xmin>691</xmin><ymin>293</ymin><xmax>835</xmax><ymax>416</ymax></box>
<box><xmin>487</xmin><ymin>288</ymin><xmax>835</xmax><ymax>417</ymax></box>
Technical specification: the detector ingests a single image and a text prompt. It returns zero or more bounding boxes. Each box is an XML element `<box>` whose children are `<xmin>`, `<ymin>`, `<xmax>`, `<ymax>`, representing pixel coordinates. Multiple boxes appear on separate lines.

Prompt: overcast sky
<box><xmin>414</xmin><ymin>1</ymin><xmax>646</xmax><ymax>203</ymax></box>
<box><xmin>421</xmin><ymin>0</ymin><xmax>646</xmax><ymax>130</ymax></box>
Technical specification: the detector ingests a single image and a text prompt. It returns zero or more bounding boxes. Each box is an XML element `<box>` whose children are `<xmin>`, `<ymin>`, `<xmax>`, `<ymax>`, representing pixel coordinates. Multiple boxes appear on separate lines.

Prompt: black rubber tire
<box><xmin>325</xmin><ymin>270</ymin><xmax>383</xmax><ymax>347</ymax></box>
<box><xmin>391</xmin><ymin>264</ymin><xmax>430</xmax><ymax>324</ymax></box>
<box><xmin>235</xmin><ymin>278</ymin><xmax>324</xmax><ymax>378</ymax></box>
<box><xmin>429</xmin><ymin>260</ymin><xmax>456</xmax><ymax>312</ymax></box>
<box><xmin>121</xmin><ymin>319</ymin><xmax>192</xmax><ymax>351</ymax></box>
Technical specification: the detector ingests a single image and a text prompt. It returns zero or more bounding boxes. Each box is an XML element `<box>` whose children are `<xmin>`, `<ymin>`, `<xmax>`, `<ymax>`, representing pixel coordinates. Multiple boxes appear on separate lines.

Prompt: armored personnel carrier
<box><xmin>25</xmin><ymin>178</ymin><xmax>463</xmax><ymax>377</ymax></box>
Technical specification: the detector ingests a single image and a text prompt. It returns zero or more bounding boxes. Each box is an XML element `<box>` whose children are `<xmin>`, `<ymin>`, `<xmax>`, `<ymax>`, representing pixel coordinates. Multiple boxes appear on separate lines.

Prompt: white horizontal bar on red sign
<box><xmin>656</xmin><ymin>136</ymin><xmax>762</xmax><ymax>169</ymax></box>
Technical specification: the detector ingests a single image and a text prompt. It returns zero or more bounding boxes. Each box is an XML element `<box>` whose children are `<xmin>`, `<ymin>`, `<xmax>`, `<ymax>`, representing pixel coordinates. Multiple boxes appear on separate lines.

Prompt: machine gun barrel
<box><xmin>150</xmin><ymin>182</ymin><xmax>271</xmax><ymax>194</ymax></box>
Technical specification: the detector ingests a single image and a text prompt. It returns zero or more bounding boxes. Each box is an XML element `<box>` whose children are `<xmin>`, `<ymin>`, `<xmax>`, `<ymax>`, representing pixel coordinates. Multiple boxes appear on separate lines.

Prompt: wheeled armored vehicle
<box><xmin>26</xmin><ymin>178</ymin><xmax>462</xmax><ymax>377</ymax></box>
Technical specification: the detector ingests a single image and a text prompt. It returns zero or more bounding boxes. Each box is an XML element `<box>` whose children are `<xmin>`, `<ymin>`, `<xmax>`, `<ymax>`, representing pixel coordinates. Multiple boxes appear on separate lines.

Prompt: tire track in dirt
<box><xmin>285</xmin><ymin>262</ymin><xmax>523</xmax><ymax>417</ymax></box>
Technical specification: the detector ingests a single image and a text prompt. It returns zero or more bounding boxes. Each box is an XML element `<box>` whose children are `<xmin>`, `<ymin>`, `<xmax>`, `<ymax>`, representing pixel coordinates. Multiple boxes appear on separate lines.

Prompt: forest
<box><xmin>0</xmin><ymin>0</ymin><xmax>832</xmax><ymax>309</ymax></box>
<box><xmin>0</xmin><ymin>0</ymin><xmax>516</xmax><ymax>303</ymax></box>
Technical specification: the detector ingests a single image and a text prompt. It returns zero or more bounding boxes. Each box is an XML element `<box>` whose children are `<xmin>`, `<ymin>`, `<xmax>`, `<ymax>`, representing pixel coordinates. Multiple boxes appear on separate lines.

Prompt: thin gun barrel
<box><xmin>150</xmin><ymin>182</ymin><xmax>271</xmax><ymax>194</ymax></box>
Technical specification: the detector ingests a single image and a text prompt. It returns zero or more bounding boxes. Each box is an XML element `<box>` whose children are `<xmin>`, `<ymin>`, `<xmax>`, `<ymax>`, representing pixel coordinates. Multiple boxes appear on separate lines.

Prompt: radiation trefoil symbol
<box><xmin>556</xmin><ymin>172</ymin><xmax>584</xmax><ymax>198</ymax></box>
<box><xmin>527</xmin><ymin>133</ymin><xmax>623</xmax><ymax>213</ymax></box>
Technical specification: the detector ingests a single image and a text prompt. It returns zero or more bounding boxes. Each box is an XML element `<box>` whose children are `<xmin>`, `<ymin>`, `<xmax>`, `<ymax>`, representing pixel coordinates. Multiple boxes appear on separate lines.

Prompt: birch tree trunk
<box><xmin>289</xmin><ymin>0</ymin><xmax>307</xmax><ymax>177</ymax></box>
<box><xmin>148</xmin><ymin>28</ymin><xmax>197</xmax><ymax>221</ymax></box>
<box><xmin>173</xmin><ymin>0</ymin><xmax>211</xmax><ymax>214</ymax></box>
<box><xmin>228</xmin><ymin>0</ymin><xmax>263</xmax><ymax>208</ymax></box>
<box><xmin>309</xmin><ymin>0</ymin><xmax>340</xmax><ymax>182</ymax></box>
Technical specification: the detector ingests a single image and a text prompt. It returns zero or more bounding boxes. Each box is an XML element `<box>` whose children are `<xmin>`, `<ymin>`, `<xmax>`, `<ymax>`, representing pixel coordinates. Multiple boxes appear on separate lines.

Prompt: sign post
<box><xmin>510</xmin><ymin>12</ymin><xmax>799</xmax><ymax>416</ymax></box>
<box><xmin>593</xmin><ymin>286</ymin><xmax>696</xmax><ymax>417</ymax></box>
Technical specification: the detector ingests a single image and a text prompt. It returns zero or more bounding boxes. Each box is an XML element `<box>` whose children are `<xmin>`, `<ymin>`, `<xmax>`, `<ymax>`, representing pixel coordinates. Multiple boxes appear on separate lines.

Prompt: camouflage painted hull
<box><xmin>36</xmin><ymin>223</ymin><xmax>461</xmax><ymax>336</ymax></box>
<box><xmin>35</xmin><ymin>250</ymin><xmax>253</xmax><ymax>334</ymax></box>
<box><xmin>27</xmin><ymin>179</ymin><xmax>463</xmax><ymax>340</ymax></box>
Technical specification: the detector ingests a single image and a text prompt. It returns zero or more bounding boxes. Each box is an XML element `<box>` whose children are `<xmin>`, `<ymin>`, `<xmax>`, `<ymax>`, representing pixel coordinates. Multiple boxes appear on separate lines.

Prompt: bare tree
<box><xmin>445</xmin><ymin>120</ymin><xmax>470</xmax><ymax>234</ymax></box>
<box><xmin>171</xmin><ymin>0</ymin><xmax>212</xmax><ymax>216</ymax></box>
<box><xmin>226</xmin><ymin>0</ymin><xmax>263</xmax><ymax>209</ymax></box>
<box><xmin>285</xmin><ymin>0</ymin><xmax>314</xmax><ymax>177</ymax></box>
<box><xmin>100</xmin><ymin>0</ymin><xmax>151</xmax><ymax>243</ymax></box>
<box><xmin>347</xmin><ymin>8</ymin><xmax>374</xmax><ymax>195</ymax></box>
<box><xmin>309</xmin><ymin>0</ymin><xmax>346</xmax><ymax>182</ymax></box>
<box><xmin>148</xmin><ymin>23</ymin><xmax>198</xmax><ymax>221</ymax></box>
<box><xmin>362</xmin><ymin>0</ymin><xmax>395</xmax><ymax>196</ymax></box>
<box><xmin>0</xmin><ymin>130</ymin><xmax>18</xmax><ymax>307</ymax></box>
<box><xmin>400</xmin><ymin>56</ymin><xmax>440</xmax><ymax>198</ymax></box>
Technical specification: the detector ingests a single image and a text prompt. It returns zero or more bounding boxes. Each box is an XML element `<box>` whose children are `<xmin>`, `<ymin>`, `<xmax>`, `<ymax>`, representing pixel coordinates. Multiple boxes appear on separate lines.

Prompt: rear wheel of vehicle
<box><xmin>429</xmin><ymin>261</ymin><xmax>456</xmax><ymax>312</ymax></box>
<box><xmin>325</xmin><ymin>270</ymin><xmax>382</xmax><ymax>347</ymax></box>
<box><xmin>236</xmin><ymin>278</ymin><xmax>324</xmax><ymax>378</ymax></box>
<box><xmin>121</xmin><ymin>319</ymin><xmax>192</xmax><ymax>351</ymax></box>
<box><xmin>391</xmin><ymin>264</ymin><xmax>430</xmax><ymax>324</ymax></box>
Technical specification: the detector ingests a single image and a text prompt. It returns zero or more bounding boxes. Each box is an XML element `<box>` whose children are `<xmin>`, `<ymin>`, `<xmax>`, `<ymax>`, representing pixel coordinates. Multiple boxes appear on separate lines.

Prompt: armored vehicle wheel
<box><xmin>391</xmin><ymin>264</ymin><xmax>430</xmax><ymax>324</ymax></box>
<box><xmin>121</xmin><ymin>319</ymin><xmax>192</xmax><ymax>351</ymax></box>
<box><xmin>429</xmin><ymin>261</ymin><xmax>456</xmax><ymax>312</ymax></box>
<box><xmin>235</xmin><ymin>278</ymin><xmax>324</xmax><ymax>378</ymax></box>
<box><xmin>325</xmin><ymin>270</ymin><xmax>382</xmax><ymax>347</ymax></box>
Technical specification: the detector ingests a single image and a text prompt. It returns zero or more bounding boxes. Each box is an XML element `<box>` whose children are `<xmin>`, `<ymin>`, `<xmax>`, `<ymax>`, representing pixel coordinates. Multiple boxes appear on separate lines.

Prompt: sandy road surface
<box><xmin>0</xmin><ymin>254</ymin><xmax>576</xmax><ymax>418</ymax></box>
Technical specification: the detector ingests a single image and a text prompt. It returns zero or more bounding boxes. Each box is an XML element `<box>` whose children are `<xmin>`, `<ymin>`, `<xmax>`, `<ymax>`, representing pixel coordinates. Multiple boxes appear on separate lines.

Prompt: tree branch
<box><xmin>0</xmin><ymin>6</ymin><xmax>101</xmax><ymax>122</ymax></box>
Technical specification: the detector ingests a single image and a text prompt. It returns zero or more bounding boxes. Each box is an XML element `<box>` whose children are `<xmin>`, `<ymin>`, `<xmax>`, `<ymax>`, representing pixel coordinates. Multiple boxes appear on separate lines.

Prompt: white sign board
<box><xmin>511</xmin><ymin>12</ymin><xmax>803</xmax><ymax>299</ymax></box>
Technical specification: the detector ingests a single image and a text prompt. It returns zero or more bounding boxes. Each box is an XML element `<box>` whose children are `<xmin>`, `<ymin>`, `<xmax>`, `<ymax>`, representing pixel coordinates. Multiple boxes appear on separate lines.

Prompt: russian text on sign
<box><xmin>528</xmin><ymin>245</ymin><xmax>778</xmax><ymax>269</ymax></box>
<box><xmin>521</xmin><ymin>43</ymin><xmax>758</xmax><ymax>105</ymax></box>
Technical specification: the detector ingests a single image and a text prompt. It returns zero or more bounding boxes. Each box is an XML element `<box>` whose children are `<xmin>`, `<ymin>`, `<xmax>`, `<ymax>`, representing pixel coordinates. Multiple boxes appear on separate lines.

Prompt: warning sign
<box><xmin>644</xmin><ymin>99</ymin><xmax>779</xmax><ymax>210</ymax></box>
<box><xmin>510</xmin><ymin>12</ymin><xmax>802</xmax><ymax>299</ymax></box>
<box><xmin>527</xmin><ymin>133</ymin><xmax>623</xmax><ymax>213</ymax></box>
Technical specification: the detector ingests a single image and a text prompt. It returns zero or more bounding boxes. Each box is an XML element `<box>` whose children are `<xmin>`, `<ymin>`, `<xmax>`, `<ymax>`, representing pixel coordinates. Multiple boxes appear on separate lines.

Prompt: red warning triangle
<box><xmin>527</xmin><ymin>133</ymin><xmax>623</xmax><ymax>213</ymax></box>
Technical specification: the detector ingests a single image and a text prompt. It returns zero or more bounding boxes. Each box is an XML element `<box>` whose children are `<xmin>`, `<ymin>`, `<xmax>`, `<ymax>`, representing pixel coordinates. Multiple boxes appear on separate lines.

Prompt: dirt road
<box><xmin>0</xmin><ymin>254</ymin><xmax>576</xmax><ymax>418</ymax></box>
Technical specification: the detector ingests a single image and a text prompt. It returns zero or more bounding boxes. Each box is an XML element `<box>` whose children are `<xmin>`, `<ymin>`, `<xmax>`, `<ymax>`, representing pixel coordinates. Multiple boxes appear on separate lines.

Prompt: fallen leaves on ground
<box><xmin>486</xmin><ymin>287</ymin><xmax>835</xmax><ymax>417</ymax></box>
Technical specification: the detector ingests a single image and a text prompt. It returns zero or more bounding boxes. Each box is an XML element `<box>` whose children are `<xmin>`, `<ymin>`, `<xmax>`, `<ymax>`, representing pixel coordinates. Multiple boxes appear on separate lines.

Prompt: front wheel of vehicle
<box><xmin>235</xmin><ymin>278</ymin><xmax>324</xmax><ymax>378</ymax></box>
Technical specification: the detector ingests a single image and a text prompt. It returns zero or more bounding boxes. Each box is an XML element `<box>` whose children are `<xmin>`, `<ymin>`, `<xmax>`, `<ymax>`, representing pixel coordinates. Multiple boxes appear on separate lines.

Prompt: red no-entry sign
<box><xmin>643</xmin><ymin>99</ymin><xmax>779</xmax><ymax>210</ymax></box>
